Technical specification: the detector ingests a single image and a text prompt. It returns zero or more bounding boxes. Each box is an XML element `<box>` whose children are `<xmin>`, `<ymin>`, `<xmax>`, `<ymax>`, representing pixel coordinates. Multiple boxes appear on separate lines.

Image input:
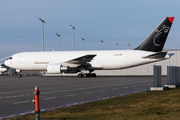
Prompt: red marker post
<box><xmin>32</xmin><ymin>86</ymin><xmax>40</xmax><ymax>120</ymax></box>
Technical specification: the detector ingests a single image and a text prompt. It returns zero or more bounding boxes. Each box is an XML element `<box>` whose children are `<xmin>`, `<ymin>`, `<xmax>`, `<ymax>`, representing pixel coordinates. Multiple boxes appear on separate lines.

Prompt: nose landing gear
<box><xmin>17</xmin><ymin>74</ymin><xmax>22</xmax><ymax>78</ymax></box>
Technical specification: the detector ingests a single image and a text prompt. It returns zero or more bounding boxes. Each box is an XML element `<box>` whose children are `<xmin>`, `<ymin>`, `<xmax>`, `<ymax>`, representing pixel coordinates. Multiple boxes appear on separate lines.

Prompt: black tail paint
<box><xmin>134</xmin><ymin>17</ymin><xmax>174</xmax><ymax>52</ymax></box>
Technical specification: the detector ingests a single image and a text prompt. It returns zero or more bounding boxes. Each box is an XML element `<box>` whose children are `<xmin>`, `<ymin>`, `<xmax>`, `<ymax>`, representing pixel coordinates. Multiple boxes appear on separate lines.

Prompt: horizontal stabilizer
<box><xmin>142</xmin><ymin>52</ymin><xmax>167</xmax><ymax>59</ymax></box>
<box><xmin>164</xmin><ymin>53</ymin><xmax>175</xmax><ymax>59</ymax></box>
<box><xmin>167</xmin><ymin>53</ymin><xmax>174</xmax><ymax>57</ymax></box>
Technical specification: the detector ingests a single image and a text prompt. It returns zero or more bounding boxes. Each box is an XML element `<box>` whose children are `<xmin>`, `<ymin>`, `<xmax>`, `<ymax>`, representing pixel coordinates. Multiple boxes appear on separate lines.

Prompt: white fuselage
<box><xmin>4</xmin><ymin>50</ymin><xmax>166</xmax><ymax>72</ymax></box>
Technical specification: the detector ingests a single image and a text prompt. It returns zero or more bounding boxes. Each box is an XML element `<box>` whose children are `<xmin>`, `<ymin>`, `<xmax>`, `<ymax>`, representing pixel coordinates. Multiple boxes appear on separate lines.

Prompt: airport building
<box><xmin>94</xmin><ymin>49</ymin><xmax>180</xmax><ymax>76</ymax></box>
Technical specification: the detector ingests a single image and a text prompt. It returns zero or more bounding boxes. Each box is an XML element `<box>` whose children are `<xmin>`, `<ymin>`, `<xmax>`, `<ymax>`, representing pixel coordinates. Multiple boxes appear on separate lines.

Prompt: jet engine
<box><xmin>47</xmin><ymin>64</ymin><xmax>72</xmax><ymax>74</ymax></box>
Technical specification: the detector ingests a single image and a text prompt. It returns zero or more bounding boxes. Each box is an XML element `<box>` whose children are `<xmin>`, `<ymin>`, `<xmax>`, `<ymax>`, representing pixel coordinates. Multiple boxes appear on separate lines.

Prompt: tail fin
<box><xmin>134</xmin><ymin>17</ymin><xmax>174</xmax><ymax>52</ymax></box>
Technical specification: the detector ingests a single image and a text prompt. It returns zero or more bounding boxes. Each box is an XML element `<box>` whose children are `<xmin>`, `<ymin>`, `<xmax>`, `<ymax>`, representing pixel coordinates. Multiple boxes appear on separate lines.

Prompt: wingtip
<box><xmin>168</xmin><ymin>17</ymin><xmax>175</xmax><ymax>23</ymax></box>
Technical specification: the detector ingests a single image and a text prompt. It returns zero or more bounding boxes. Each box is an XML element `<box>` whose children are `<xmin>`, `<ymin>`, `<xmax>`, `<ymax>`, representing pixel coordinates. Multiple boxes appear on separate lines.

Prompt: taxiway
<box><xmin>0</xmin><ymin>76</ymin><xmax>167</xmax><ymax>119</ymax></box>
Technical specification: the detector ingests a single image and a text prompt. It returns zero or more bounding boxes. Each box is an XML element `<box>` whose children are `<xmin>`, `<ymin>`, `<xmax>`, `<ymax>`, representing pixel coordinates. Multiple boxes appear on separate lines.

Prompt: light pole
<box><xmin>81</xmin><ymin>37</ymin><xmax>85</xmax><ymax>50</ymax></box>
<box><xmin>100</xmin><ymin>39</ymin><xmax>104</xmax><ymax>50</ymax></box>
<box><xmin>39</xmin><ymin>18</ymin><xmax>46</xmax><ymax>51</ymax></box>
<box><xmin>128</xmin><ymin>43</ymin><xmax>131</xmax><ymax>49</ymax></box>
<box><xmin>116</xmin><ymin>42</ymin><xmax>119</xmax><ymax>50</ymax></box>
<box><xmin>56</xmin><ymin>33</ymin><xmax>60</xmax><ymax>51</ymax></box>
<box><xmin>70</xmin><ymin>25</ymin><xmax>76</xmax><ymax>51</ymax></box>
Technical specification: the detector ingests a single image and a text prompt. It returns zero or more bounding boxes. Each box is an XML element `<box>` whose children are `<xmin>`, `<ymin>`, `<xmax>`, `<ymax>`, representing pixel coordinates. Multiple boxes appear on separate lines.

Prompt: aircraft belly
<box><xmin>35</xmin><ymin>64</ymin><xmax>47</xmax><ymax>70</ymax></box>
<box><xmin>109</xmin><ymin>57</ymin><xmax>147</xmax><ymax>69</ymax></box>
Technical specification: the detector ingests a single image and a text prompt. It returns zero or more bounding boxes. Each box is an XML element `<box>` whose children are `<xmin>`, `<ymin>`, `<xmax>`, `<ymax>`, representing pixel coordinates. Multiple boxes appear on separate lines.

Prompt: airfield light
<box><xmin>56</xmin><ymin>33</ymin><xmax>60</xmax><ymax>51</ymax></box>
<box><xmin>39</xmin><ymin>18</ymin><xmax>46</xmax><ymax>51</ymax></box>
<box><xmin>70</xmin><ymin>25</ymin><xmax>76</xmax><ymax>51</ymax></box>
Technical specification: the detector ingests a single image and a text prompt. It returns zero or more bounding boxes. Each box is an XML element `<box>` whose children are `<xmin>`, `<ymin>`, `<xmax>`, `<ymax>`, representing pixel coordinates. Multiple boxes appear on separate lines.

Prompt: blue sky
<box><xmin>0</xmin><ymin>0</ymin><xmax>180</xmax><ymax>60</ymax></box>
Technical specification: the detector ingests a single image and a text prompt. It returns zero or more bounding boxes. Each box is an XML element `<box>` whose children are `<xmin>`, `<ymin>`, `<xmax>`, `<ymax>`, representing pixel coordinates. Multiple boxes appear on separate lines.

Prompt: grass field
<box><xmin>9</xmin><ymin>87</ymin><xmax>180</xmax><ymax>120</ymax></box>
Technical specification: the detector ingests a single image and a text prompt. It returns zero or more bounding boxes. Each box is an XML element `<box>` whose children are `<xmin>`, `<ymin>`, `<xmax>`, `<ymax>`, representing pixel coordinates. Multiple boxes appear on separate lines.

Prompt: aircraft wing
<box><xmin>142</xmin><ymin>52</ymin><xmax>167</xmax><ymax>59</ymax></box>
<box><xmin>62</xmin><ymin>54</ymin><xmax>97</xmax><ymax>67</ymax></box>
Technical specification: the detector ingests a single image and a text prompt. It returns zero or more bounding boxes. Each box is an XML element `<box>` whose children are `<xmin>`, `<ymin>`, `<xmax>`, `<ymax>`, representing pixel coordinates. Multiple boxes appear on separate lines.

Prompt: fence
<box><xmin>167</xmin><ymin>66</ymin><xmax>180</xmax><ymax>86</ymax></box>
<box><xmin>153</xmin><ymin>65</ymin><xmax>162</xmax><ymax>87</ymax></box>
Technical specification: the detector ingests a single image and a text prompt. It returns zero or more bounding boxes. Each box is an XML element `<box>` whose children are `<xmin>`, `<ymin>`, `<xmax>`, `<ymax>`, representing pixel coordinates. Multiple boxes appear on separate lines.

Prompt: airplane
<box><xmin>0</xmin><ymin>63</ymin><xmax>8</xmax><ymax>74</ymax></box>
<box><xmin>0</xmin><ymin>57</ymin><xmax>11</xmax><ymax>74</ymax></box>
<box><xmin>4</xmin><ymin>17</ymin><xmax>175</xmax><ymax>78</ymax></box>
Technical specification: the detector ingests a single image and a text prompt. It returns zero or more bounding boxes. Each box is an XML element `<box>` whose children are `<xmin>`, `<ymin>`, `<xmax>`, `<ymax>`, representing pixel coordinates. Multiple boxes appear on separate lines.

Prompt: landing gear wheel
<box><xmin>78</xmin><ymin>72</ymin><xmax>96</xmax><ymax>78</ymax></box>
<box><xmin>78</xmin><ymin>73</ymin><xmax>83</xmax><ymax>78</ymax></box>
<box><xmin>83</xmin><ymin>74</ymin><xmax>87</xmax><ymax>78</ymax></box>
<box><xmin>91</xmin><ymin>73</ymin><xmax>96</xmax><ymax>77</ymax></box>
<box><xmin>17</xmin><ymin>74</ymin><xmax>22</xmax><ymax>78</ymax></box>
<box><xmin>87</xmin><ymin>73</ymin><xmax>91</xmax><ymax>77</ymax></box>
<box><xmin>84</xmin><ymin>73</ymin><xmax>91</xmax><ymax>77</ymax></box>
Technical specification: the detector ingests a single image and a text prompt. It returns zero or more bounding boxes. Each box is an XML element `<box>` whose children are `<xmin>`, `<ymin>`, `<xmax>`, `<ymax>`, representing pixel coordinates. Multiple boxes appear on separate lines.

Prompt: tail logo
<box><xmin>153</xmin><ymin>25</ymin><xmax>170</xmax><ymax>46</ymax></box>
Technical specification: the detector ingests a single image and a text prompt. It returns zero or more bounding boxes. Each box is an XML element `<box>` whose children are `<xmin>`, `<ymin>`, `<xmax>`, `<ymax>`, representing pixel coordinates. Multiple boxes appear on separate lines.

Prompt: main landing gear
<box><xmin>78</xmin><ymin>73</ymin><xmax>96</xmax><ymax>78</ymax></box>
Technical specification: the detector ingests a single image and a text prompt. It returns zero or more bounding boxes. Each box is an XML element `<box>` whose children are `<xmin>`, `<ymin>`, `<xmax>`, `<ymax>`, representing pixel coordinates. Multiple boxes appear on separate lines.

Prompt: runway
<box><xmin>0</xmin><ymin>76</ymin><xmax>167</xmax><ymax>119</ymax></box>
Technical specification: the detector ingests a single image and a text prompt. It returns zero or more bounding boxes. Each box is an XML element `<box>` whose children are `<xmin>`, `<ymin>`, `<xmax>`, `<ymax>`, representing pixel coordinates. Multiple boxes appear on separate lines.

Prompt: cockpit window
<box><xmin>7</xmin><ymin>57</ymin><xmax>13</xmax><ymax>60</ymax></box>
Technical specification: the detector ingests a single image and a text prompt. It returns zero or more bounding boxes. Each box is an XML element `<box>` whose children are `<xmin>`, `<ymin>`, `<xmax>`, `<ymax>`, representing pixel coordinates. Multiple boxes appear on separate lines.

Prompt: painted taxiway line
<box><xmin>14</xmin><ymin>101</ymin><xmax>30</xmax><ymax>105</ymax></box>
<box><xmin>0</xmin><ymin>80</ymin><xmax>154</xmax><ymax>100</ymax></box>
<box><xmin>43</xmin><ymin>97</ymin><xmax>56</xmax><ymax>100</ymax></box>
<box><xmin>112</xmin><ymin>88</ymin><xmax>118</xmax><ymax>90</ymax></box>
<box><xmin>123</xmin><ymin>87</ymin><xmax>128</xmax><ymax>89</ymax></box>
<box><xmin>10</xmin><ymin>84</ymin><xmax>152</xmax><ymax>105</ymax></box>
<box><xmin>2</xmin><ymin>89</ymin><xmax>145</xmax><ymax>120</ymax></box>
<box><xmin>84</xmin><ymin>92</ymin><xmax>93</xmax><ymax>94</ymax></box>
<box><xmin>65</xmin><ymin>94</ymin><xmax>76</xmax><ymax>97</ymax></box>
<box><xmin>99</xmin><ymin>90</ymin><xmax>107</xmax><ymax>92</ymax></box>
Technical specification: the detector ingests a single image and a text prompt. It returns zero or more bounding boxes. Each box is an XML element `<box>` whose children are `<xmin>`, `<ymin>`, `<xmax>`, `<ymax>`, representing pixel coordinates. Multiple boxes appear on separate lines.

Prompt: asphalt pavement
<box><xmin>0</xmin><ymin>76</ymin><xmax>167</xmax><ymax>119</ymax></box>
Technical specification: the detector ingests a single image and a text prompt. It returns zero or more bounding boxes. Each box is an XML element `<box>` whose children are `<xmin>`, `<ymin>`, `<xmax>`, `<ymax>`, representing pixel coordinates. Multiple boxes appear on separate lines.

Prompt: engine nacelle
<box><xmin>47</xmin><ymin>64</ymin><xmax>72</xmax><ymax>74</ymax></box>
<box><xmin>47</xmin><ymin>64</ymin><xmax>61</xmax><ymax>74</ymax></box>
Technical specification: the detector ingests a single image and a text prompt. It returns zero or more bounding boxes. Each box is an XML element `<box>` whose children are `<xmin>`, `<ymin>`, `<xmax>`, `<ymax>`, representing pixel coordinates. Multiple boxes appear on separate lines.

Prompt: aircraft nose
<box><xmin>4</xmin><ymin>60</ymin><xmax>9</xmax><ymax>66</ymax></box>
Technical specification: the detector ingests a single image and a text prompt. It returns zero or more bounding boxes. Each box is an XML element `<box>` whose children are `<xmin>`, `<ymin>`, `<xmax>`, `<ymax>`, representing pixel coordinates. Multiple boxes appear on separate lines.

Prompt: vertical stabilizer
<box><xmin>134</xmin><ymin>17</ymin><xmax>174</xmax><ymax>52</ymax></box>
